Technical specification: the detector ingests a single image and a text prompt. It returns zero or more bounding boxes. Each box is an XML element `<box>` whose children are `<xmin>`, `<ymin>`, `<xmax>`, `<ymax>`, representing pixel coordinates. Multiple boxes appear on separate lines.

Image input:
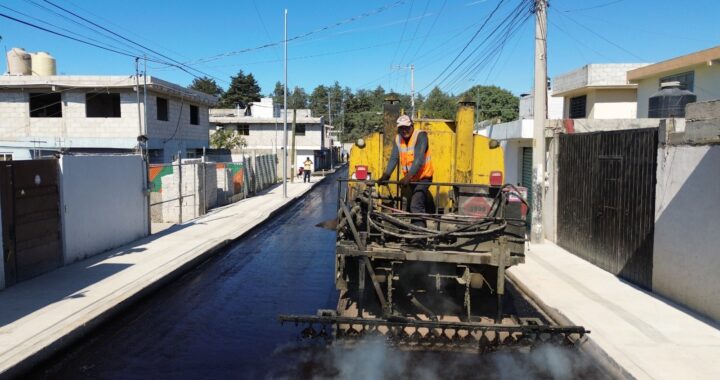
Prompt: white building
<box><xmin>476</xmin><ymin>91</ymin><xmax>563</xmax><ymax>187</ymax></box>
<box><xmin>553</xmin><ymin>63</ymin><xmax>649</xmax><ymax>119</ymax></box>
<box><xmin>0</xmin><ymin>75</ymin><xmax>217</xmax><ymax>162</ymax></box>
<box><xmin>209</xmin><ymin>98</ymin><xmax>332</xmax><ymax>175</ymax></box>
<box><xmin>628</xmin><ymin>45</ymin><xmax>720</xmax><ymax>117</ymax></box>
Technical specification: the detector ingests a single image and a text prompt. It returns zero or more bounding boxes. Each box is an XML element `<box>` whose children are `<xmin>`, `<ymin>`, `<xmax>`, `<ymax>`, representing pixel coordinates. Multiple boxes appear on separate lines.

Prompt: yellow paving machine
<box><xmin>280</xmin><ymin>98</ymin><xmax>587</xmax><ymax>350</ymax></box>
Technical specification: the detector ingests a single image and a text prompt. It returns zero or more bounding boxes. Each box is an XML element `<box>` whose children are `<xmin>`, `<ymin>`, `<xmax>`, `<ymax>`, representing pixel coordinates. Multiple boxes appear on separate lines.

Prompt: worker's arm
<box><xmin>382</xmin><ymin>143</ymin><xmax>399</xmax><ymax>178</ymax></box>
<box><xmin>406</xmin><ymin>132</ymin><xmax>428</xmax><ymax>177</ymax></box>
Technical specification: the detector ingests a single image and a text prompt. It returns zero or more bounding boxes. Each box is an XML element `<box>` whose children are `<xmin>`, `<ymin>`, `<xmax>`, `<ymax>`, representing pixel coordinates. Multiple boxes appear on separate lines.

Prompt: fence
<box><xmin>149</xmin><ymin>153</ymin><xmax>278</xmax><ymax>224</ymax></box>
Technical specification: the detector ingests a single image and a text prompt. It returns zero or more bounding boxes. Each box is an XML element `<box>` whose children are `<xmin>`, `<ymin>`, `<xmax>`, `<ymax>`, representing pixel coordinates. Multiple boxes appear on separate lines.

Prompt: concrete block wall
<box><xmin>159</xmin><ymin>162</ymin><xmax>217</xmax><ymax>223</ymax></box>
<box><xmin>146</xmin><ymin>93</ymin><xmax>209</xmax><ymax>143</ymax></box>
<box><xmin>215</xmin><ymin>166</ymin><xmax>234</xmax><ymax>206</ymax></box>
<box><xmin>553</xmin><ymin>66</ymin><xmax>589</xmax><ymax>94</ymax></box>
<box><xmin>586</xmin><ymin>63</ymin><xmax>648</xmax><ymax>86</ymax></box>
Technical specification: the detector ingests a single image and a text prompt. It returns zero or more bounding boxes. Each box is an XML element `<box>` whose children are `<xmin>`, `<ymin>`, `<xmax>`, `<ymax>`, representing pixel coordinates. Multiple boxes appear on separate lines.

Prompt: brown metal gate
<box><xmin>1</xmin><ymin>159</ymin><xmax>62</xmax><ymax>286</ymax></box>
<box><xmin>557</xmin><ymin>129</ymin><xmax>657</xmax><ymax>289</ymax></box>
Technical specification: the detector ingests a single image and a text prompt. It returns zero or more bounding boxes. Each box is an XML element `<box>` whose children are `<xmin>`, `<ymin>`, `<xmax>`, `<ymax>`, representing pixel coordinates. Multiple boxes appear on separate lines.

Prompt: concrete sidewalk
<box><xmin>0</xmin><ymin>178</ymin><xmax>325</xmax><ymax>378</ymax></box>
<box><xmin>510</xmin><ymin>242</ymin><xmax>720</xmax><ymax>380</ymax></box>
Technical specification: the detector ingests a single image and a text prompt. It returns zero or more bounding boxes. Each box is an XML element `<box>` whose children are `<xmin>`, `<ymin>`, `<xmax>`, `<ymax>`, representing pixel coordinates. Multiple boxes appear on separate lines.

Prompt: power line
<box><xmin>390</xmin><ymin>0</ymin><xmax>415</xmax><ymax>72</ymax></box>
<box><xmin>418</xmin><ymin>0</ymin><xmax>508</xmax><ymax>93</ymax></box>
<box><xmin>0</xmin><ymin>11</ymin><xmax>154</xmax><ymax>60</ymax></box>
<box><xmin>24</xmin><ymin>0</ymin><xmax>152</xmax><ymax>58</ymax></box>
<box><xmin>0</xmin><ymin>3</ymin><xmax>141</xmax><ymax>58</ymax></box>
<box><xmin>62</xmin><ymin>0</ymin><xmax>195</xmax><ymax>60</ymax></box>
<box><xmin>409</xmin><ymin>0</ymin><xmax>447</xmax><ymax>62</ymax></box>
<box><xmin>189</xmin><ymin>0</ymin><xmax>408</xmax><ymax>65</ymax></box>
<box><xmin>563</xmin><ymin>0</ymin><xmax>625</xmax><ymax>12</ymax></box>
<box><xmin>40</xmin><ymin>0</ymin><xmax>225</xmax><ymax>83</ymax></box>
<box><xmin>433</xmin><ymin>0</ymin><xmax>530</xmax><ymax>93</ymax></box>
<box><xmin>0</xmin><ymin>10</ymin><xmax>224</xmax><ymax>86</ymax></box>
<box><xmin>552</xmin><ymin>8</ymin><xmax>647</xmax><ymax>61</ymax></box>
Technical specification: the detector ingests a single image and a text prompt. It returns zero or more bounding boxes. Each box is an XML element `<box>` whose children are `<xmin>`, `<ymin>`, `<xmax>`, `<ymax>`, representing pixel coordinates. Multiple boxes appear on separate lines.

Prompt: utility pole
<box><xmin>291</xmin><ymin>109</ymin><xmax>296</xmax><ymax>183</ymax></box>
<box><xmin>282</xmin><ymin>9</ymin><xmax>288</xmax><ymax>198</ymax></box>
<box><xmin>328</xmin><ymin>94</ymin><xmax>332</xmax><ymax>168</ymax></box>
<box><xmin>531</xmin><ymin>0</ymin><xmax>547</xmax><ymax>243</ymax></box>
<box><xmin>135</xmin><ymin>58</ymin><xmax>142</xmax><ymax>152</ymax></box>
<box><xmin>391</xmin><ymin>64</ymin><xmax>415</xmax><ymax>117</ymax></box>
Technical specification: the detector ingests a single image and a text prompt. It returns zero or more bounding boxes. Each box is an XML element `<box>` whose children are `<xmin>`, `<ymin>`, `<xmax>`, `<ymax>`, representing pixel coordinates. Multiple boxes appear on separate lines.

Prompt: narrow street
<box><xmin>27</xmin><ymin>169</ymin><xmax>602</xmax><ymax>379</ymax></box>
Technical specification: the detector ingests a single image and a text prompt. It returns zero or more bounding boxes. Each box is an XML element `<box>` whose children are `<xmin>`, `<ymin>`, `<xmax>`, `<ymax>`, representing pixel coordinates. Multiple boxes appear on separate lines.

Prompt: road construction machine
<box><xmin>280</xmin><ymin>97</ymin><xmax>587</xmax><ymax>351</ymax></box>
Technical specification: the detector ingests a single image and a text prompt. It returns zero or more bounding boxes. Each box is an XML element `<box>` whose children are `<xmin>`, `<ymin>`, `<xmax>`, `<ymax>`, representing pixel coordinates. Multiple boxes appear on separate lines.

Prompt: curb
<box><xmin>506</xmin><ymin>270</ymin><xmax>636</xmax><ymax>380</ymax></box>
<box><xmin>2</xmin><ymin>174</ymin><xmax>335</xmax><ymax>380</ymax></box>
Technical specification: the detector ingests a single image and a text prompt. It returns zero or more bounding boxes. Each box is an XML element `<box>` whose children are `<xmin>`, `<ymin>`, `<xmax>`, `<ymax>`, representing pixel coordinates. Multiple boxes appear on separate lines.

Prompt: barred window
<box><xmin>569</xmin><ymin>95</ymin><xmax>587</xmax><ymax>119</ymax></box>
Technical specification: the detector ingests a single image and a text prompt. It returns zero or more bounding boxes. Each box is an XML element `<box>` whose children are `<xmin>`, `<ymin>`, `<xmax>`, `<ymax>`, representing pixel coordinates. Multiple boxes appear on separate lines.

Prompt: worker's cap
<box><xmin>396</xmin><ymin>115</ymin><xmax>413</xmax><ymax>128</ymax></box>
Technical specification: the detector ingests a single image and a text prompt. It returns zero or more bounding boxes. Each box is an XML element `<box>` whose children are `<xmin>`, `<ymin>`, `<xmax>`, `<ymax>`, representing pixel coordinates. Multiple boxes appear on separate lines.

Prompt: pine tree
<box><xmin>289</xmin><ymin>86</ymin><xmax>308</xmax><ymax>109</ymax></box>
<box><xmin>188</xmin><ymin>76</ymin><xmax>223</xmax><ymax>97</ymax></box>
<box><xmin>219</xmin><ymin>70</ymin><xmax>262</xmax><ymax>108</ymax></box>
<box><xmin>271</xmin><ymin>81</ymin><xmax>284</xmax><ymax>107</ymax></box>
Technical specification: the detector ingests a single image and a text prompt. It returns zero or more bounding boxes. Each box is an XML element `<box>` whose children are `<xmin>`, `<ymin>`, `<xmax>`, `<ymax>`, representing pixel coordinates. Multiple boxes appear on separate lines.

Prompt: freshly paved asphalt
<box><xmin>30</xmin><ymin>169</ymin><xmax>603</xmax><ymax>379</ymax></box>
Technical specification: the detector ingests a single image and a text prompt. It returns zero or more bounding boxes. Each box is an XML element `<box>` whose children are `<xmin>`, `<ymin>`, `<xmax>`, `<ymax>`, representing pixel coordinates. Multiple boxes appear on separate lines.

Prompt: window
<box><xmin>0</xmin><ymin>153</ymin><xmax>12</xmax><ymax>161</ymax></box>
<box><xmin>236</xmin><ymin>124</ymin><xmax>249</xmax><ymax>135</ymax></box>
<box><xmin>156</xmin><ymin>97</ymin><xmax>168</xmax><ymax>121</ymax></box>
<box><xmin>86</xmin><ymin>93</ymin><xmax>121</xmax><ymax>117</ymax></box>
<box><xmin>569</xmin><ymin>95</ymin><xmax>587</xmax><ymax>119</ymax></box>
<box><xmin>295</xmin><ymin>124</ymin><xmax>306</xmax><ymax>136</ymax></box>
<box><xmin>29</xmin><ymin>93</ymin><xmax>62</xmax><ymax>118</ymax></box>
<box><xmin>660</xmin><ymin>71</ymin><xmax>694</xmax><ymax>91</ymax></box>
<box><xmin>190</xmin><ymin>105</ymin><xmax>199</xmax><ymax>125</ymax></box>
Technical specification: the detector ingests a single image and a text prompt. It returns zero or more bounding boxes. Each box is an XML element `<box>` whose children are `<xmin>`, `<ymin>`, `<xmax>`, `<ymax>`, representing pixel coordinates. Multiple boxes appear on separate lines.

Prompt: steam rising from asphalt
<box><xmin>271</xmin><ymin>338</ymin><xmax>599</xmax><ymax>379</ymax></box>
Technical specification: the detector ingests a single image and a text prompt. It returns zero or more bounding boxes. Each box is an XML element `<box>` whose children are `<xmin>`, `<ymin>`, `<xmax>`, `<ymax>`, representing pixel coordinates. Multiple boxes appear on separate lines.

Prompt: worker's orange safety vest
<box><xmin>396</xmin><ymin>129</ymin><xmax>433</xmax><ymax>180</ymax></box>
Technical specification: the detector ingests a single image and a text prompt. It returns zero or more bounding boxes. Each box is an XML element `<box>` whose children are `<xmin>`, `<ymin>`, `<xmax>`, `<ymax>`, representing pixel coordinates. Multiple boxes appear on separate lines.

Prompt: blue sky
<box><xmin>1</xmin><ymin>0</ymin><xmax>719</xmax><ymax>97</ymax></box>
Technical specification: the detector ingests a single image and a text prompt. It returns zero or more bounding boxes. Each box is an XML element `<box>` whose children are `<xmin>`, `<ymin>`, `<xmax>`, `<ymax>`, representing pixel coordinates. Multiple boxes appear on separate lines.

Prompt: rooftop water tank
<box><xmin>6</xmin><ymin>48</ymin><xmax>32</xmax><ymax>75</ymax></box>
<box><xmin>30</xmin><ymin>51</ymin><xmax>56</xmax><ymax>76</ymax></box>
<box><xmin>648</xmin><ymin>81</ymin><xmax>696</xmax><ymax>118</ymax></box>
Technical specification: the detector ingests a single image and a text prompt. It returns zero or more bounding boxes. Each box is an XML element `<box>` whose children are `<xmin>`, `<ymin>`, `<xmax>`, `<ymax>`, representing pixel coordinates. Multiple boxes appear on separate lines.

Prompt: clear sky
<box><xmin>1</xmin><ymin>0</ymin><xmax>719</xmax><ymax>97</ymax></box>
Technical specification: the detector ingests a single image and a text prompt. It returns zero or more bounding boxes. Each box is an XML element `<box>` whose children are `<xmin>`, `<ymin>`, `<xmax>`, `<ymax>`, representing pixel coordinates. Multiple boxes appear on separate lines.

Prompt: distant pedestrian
<box><xmin>303</xmin><ymin>157</ymin><xmax>313</xmax><ymax>183</ymax></box>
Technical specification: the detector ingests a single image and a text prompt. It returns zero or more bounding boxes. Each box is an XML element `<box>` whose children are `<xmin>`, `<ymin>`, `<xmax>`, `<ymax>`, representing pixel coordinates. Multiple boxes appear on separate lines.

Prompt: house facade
<box><xmin>0</xmin><ymin>75</ymin><xmax>216</xmax><ymax>163</ymax></box>
<box><xmin>476</xmin><ymin>91</ymin><xmax>563</xmax><ymax>187</ymax></box>
<box><xmin>552</xmin><ymin>63</ymin><xmax>649</xmax><ymax>119</ymax></box>
<box><xmin>628</xmin><ymin>45</ymin><xmax>720</xmax><ymax>118</ymax></box>
<box><xmin>209</xmin><ymin>98</ymin><xmax>331</xmax><ymax>175</ymax></box>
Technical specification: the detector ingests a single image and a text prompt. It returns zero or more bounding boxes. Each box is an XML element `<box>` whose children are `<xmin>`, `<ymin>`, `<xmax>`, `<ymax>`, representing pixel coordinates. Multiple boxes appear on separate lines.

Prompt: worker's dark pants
<box><xmin>404</xmin><ymin>178</ymin><xmax>436</xmax><ymax>228</ymax></box>
<box><xmin>303</xmin><ymin>170</ymin><xmax>311</xmax><ymax>183</ymax></box>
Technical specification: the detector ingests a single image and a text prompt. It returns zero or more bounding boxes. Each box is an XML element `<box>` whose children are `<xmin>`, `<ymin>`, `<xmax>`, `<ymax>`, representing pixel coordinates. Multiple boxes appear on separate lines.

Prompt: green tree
<box><xmin>271</xmin><ymin>81</ymin><xmax>284</xmax><ymax>107</ymax></box>
<box><xmin>371</xmin><ymin>85</ymin><xmax>386</xmax><ymax>109</ymax></box>
<box><xmin>219</xmin><ymin>70</ymin><xmax>261</xmax><ymax>108</ymax></box>
<box><xmin>188</xmin><ymin>76</ymin><xmax>223</xmax><ymax>97</ymax></box>
<box><xmin>422</xmin><ymin>87</ymin><xmax>456</xmax><ymax>119</ymax></box>
<box><xmin>309</xmin><ymin>85</ymin><xmax>328</xmax><ymax>119</ymax></box>
<box><xmin>461</xmin><ymin>85</ymin><xmax>519</xmax><ymax>122</ymax></box>
<box><xmin>210</xmin><ymin>128</ymin><xmax>247</xmax><ymax>149</ymax></box>
<box><xmin>289</xmin><ymin>86</ymin><xmax>308</xmax><ymax>109</ymax></box>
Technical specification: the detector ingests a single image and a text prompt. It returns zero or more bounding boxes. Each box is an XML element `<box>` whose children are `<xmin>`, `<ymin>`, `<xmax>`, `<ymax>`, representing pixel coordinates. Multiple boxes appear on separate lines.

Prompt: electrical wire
<box><xmin>40</xmin><ymin>0</ymin><xmax>225</xmax><ymax>83</ymax></box>
<box><xmin>562</xmin><ymin>0</ymin><xmax>624</xmax><ymax>12</ymax></box>
<box><xmin>0</xmin><ymin>3</ymin><xmax>141</xmax><ymax>58</ymax></box>
<box><xmin>551</xmin><ymin>7</ymin><xmax>647</xmax><ymax>61</ymax></box>
<box><xmin>188</xmin><ymin>0</ymin><xmax>408</xmax><ymax>64</ymax></box>
<box><xmin>419</xmin><ymin>0</ymin><xmax>508</xmax><ymax>93</ymax></box>
<box><xmin>440</xmin><ymin>0</ymin><xmax>532</xmax><ymax>93</ymax></box>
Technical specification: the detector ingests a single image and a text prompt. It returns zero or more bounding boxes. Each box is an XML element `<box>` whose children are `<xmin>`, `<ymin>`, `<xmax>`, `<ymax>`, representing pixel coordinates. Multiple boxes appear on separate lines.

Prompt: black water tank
<box><xmin>648</xmin><ymin>81</ymin><xmax>696</xmax><ymax>118</ymax></box>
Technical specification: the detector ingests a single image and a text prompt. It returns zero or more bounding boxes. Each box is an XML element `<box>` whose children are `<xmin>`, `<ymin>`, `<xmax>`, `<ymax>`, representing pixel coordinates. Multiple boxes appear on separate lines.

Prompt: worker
<box><xmin>303</xmin><ymin>157</ymin><xmax>313</xmax><ymax>183</ymax></box>
<box><xmin>378</xmin><ymin>115</ymin><xmax>435</xmax><ymax>227</ymax></box>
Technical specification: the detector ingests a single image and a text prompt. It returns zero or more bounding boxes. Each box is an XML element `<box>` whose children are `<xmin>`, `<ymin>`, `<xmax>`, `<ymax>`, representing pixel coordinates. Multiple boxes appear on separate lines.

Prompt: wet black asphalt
<box><xmin>30</xmin><ymin>168</ymin><xmax>603</xmax><ymax>379</ymax></box>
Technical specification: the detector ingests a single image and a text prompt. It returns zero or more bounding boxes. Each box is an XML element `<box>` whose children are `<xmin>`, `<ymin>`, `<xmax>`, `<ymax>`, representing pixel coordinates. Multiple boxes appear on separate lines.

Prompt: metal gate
<box><xmin>557</xmin><ymin>129</ymin><xmax>657</xmax><ymax>289</ymax></box>
<box><xmin>521</xmin><ymin>147</ymin><xmax>533</xmax><ymax>225</ymax></box>
<box><xmin>1</xmin><ymin>159</ymin><xmax>62</xmax><ymax>286</ymax></box>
